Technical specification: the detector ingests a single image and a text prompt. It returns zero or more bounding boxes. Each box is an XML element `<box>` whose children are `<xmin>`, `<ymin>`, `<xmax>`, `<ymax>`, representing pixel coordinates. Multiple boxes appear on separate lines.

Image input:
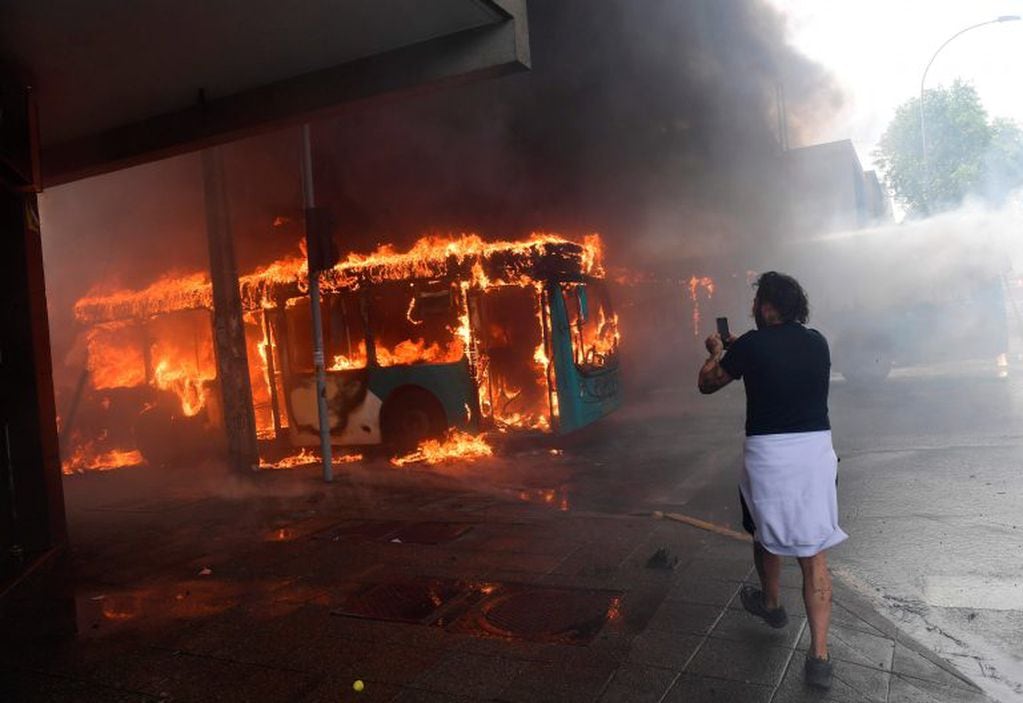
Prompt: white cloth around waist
<box><xmin>740</xmin><ymin>430</ymin><xmax>847</xmax><ymax>557</ymax></box>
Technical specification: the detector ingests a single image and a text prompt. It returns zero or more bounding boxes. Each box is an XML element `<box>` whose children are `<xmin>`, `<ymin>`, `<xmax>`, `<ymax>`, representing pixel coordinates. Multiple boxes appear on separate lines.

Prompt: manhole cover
<box><xmin>313</xmin><ymin>520</ymin><xmax>404</xmax><ymax>541</ymax></box>
<box><xmin>386</xmin><ymin>522</ymin><xmax>473</xmax><ymax>545</ymax></box>
<box><xmin>332</xmin><ymin>580</ymin><xmax>467</xmax><ymax>624</ymax></box>
<box><xmin>475</xmin><ymin>587</ymin><xmax>623</xmax><ymax>644</ymax></box>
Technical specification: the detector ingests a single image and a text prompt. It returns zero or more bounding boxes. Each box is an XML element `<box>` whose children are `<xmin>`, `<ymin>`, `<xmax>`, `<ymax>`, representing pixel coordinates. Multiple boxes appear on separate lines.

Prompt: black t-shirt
<box><xmin>719</xmin><ymin>321</ymin><xmax>831</xmax><ymax>436</ymax></box>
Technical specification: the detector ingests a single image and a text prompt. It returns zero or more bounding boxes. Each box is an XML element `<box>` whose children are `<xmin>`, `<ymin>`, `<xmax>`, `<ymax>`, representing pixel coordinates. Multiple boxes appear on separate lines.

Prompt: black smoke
<box><xmin>40</xmin><ymin>0</ymin><xmax>841</xmax><ymax>396</ymax></box>
<box><xmin>310</xmin><ymin>0</ymin><xmax>840</xmax><ymax>269</ymax></box>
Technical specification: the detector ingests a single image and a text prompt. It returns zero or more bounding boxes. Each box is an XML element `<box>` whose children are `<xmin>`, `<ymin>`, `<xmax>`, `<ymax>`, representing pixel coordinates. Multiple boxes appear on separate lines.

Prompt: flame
<box><xmin>516</xmin><ymin>487</ymin><xmax>570</xmax><ymax>511</ymax></box>
<box><xmin>606</xmin><ymin>595</ymin><xmax>623</xmax><ymax>622</ymax></box>
<box><xmin>74</xmin><ymin>233</ymin><xmax>605</xmax><ymax>323</ymax></box>
<box><xmin>85</xmin><ymin>324</ymin><xmax>146</xmax><ymax>389</ymax></box>
<box><xmin>101</xmin><ymin>598</ymin><xmax>142</xmax><ymax>622</ymax></box>
<box><xmin>563</xmin><ymin>282</ymin><xmax>621</xmax><ymax>369</ymax></box>
<box><xmin>329</xmin><ymin>336</ymin><xmax>464</xmax><ymax>370</ymax></box>
<box><xmin>377</xmin><ymin>339</ymin><xmax>462</xmax><ymax>367</ymax></box>
<box><xmin>70</xmin><ymin>232</ymin><xmax>612</xmax><ymax>466</ymax></box>
<box><xmin>390</xmin><ymin>430</ymin><xmax>493</xmax><ymax>467</ymax></box>
<box><xmin>74</xmin><ymin>272</ymin><xmax>212</xmax><ymax>326</ymax></box>
<box><xmin>260</xmin><ymin>449</ymin><xmax>316</xmax><ymax>469</ymax></box>
<box><xmin>62</xmin><ymin>443</ymin><xmax>144</xmax><ymax>475</ymax></box>
<box><xmin>609</xmin><ymin>267</ymin><xmax>656</xmax><ymax>286</ymax></box>
<box><xmin>248</xmin><ymin>310</ymin><xmax>287</xmax><ymax>438</ymax></box>
<box><xmin>580</xmin><ymin>307</ymin><xmax>620</xmax><ymax>365</ymax></box>
<box><xmin>332</xmin><ymin>232</ymin><xmax>602</xmax><ymax>289</ymax></box>
<box><xmin>329</xmin><ymin>340</ymin><xmax>368</xmax><ymax>371</ymax></box>
<box><xmin>151</xmin><ymin>353</ymin><xmax>215</xmax><ymax>417</ymax></box>
<box><xmin>580</xmin><ymin>234</ymin><xmax>606</xmax><ymax>277</ymax></box>
<box><xmin>687</xmin><ymin>276</ymin><xmax>715</xmax><ymax>337</ymax></box>
<box><xmin>259</xmin><ymin>450</ymin><xmax>363</xmax><ymax>470</ymax></box>
<box><xmin>406</xmin><ymin>295</ymin><xmax>423</xmax><ymax>326</ymax></box>
<box><xmin>531</xmin><ymin>283</ymin><xmax>557</xmax><ymax>427</ymax></box>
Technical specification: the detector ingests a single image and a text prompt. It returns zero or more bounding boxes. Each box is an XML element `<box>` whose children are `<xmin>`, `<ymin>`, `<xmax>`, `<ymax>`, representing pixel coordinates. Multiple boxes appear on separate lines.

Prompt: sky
<box><xmin>767</xmin><ymin>0</ymin><xmax>1023</xmax><ymax>172</ymax></box>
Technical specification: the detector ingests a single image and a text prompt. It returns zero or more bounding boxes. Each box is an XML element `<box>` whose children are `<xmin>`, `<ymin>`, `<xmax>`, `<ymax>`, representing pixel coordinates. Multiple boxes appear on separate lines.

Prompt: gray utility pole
<box><xmin>202</xmin><ymin>147</ymin><xmax>260</xmax><ymax>473</ymax></box>
<box><xmin>299</xmin><ymin>125</ymin><xmax>335</xmax><ymax>482</ymax></box>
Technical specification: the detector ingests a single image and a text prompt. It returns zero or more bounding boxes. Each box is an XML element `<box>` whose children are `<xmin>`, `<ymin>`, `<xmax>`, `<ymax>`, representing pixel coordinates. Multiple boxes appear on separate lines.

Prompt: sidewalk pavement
<box><xmin>1</xmin><ymin>462</ymin><xmax>991</xmax><ymax>702</ymax></box>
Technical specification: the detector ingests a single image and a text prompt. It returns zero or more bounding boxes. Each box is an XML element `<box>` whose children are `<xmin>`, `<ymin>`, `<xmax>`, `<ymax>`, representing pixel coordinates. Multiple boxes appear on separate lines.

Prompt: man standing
<box><xmin>698</xmin><ymin>271</ymin><xmax>847</xmax><ymax>690</ymax></box>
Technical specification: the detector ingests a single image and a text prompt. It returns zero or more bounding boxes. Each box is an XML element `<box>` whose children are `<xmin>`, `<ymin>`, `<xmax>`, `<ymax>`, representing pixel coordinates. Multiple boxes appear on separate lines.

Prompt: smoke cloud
<box><xmin>39</xmin><ymin>0</ymin><xmax>843</xmax><ymax>395</ymax></box>
<box><xmin>312</xmin><ymin>0</ymin><xmax>842</xmax><ymax>270</ymax></box>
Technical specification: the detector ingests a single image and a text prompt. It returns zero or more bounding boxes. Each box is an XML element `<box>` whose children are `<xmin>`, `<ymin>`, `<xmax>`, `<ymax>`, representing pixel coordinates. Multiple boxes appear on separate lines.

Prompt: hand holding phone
<box><xmin>716</xmin><ymin>317</ymin><xmax>732</xmax><ymax>350</ymax></box>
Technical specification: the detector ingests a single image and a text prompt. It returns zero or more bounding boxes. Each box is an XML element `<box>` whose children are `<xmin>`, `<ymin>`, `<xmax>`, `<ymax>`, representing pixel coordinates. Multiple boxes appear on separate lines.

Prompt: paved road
<box><xmin>46</xmin><ymin>358</ymin><xmax>1021</xmax><ymax>699</ymax></box>
<box><xmin>35</xmin><ymin>360</ymin><xmax>1012</xmax><ymax>701</ymax></box>
<box><xmin>483</xmin><ymin>363</ymin><xmax>1023</xmax><ymax>701</ymax></box>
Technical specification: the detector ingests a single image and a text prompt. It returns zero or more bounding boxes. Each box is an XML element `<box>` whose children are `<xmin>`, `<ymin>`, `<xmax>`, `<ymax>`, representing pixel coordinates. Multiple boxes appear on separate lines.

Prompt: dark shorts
<box><xmin>739</xmin><ymin>490</ymin><xmax>756</xmax><ymax>536</ymax></box>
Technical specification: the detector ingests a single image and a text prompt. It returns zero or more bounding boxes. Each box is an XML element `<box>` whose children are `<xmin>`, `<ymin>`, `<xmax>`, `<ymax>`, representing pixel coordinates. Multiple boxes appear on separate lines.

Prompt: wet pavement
<box><xmin>558</xmin><ymin>362</ymin><xmax>1023</xmax><ymax>701</ymax></box>
<box><xmin>2</xmin><ymin>362</ymin><xmax>1017</xmax><ymax>701</ymax></box>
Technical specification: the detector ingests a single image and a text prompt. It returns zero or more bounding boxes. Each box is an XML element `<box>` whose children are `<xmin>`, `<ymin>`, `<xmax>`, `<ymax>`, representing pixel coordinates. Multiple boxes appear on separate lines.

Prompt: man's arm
<box><xmin>698</xmin><ymin>353</ymin><xmax>734</xmax><ymax>394</ymax></box>
<box><xmin>698</xmin><ymin>333</ymin><xmax>735</xmax><ymax>394</ymax></box>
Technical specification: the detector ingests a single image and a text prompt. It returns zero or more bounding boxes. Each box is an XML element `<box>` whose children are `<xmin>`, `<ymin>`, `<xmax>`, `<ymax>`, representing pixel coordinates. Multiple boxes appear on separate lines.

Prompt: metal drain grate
<box><xmin>331</xmin><ymin>580</ymin><xmax>467</xmax><ymax>624</ymax></box>
<box><xmin>312</xmin><ymin>520</ymin><xmax>405</xmax><ymax>541</ymax></box>
<box><xmin>474</xmin><ymin>586</ymin><xmax>622</xmax><ymax>645</ymax></box>
<box><xmin>387</xmin><ymin>522</ymin><xmax>474</xmax><ymax>545</ymax></box>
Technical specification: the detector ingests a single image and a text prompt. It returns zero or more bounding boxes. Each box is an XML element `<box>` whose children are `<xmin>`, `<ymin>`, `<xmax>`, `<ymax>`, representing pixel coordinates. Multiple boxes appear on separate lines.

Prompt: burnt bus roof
<box><xmin>77</xmin><ymin>238</ymin><xmax>599</xmax><ymax>325</ymax></box>
<box><xmin>244</xmin><ymin>240</ymin><xmax>592</xmax><ymax>305</ymax></box>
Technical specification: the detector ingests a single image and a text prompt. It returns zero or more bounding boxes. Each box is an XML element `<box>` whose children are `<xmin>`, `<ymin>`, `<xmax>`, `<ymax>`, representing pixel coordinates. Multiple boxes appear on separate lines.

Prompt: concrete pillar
<box><xmin>201</xmin><ymin>148</ymin><xmax>259</xmax><ymax>472</ymax></box>
<box><xmin>0</xmin><ymin>187</ymin><xmax>77</xmax><ymax>640</ymax></box>
<box><xmin>0</xmin><ymin>189</ymin><xmax>67</xmax><ymax>563</ymax></box>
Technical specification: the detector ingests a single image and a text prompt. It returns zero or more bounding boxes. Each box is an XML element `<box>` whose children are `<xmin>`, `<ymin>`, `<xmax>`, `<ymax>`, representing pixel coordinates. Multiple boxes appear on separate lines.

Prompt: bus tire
<box><xmin>133</xmin><ymin>403</ymin><xmax>179</xmax><ymax>467</ymax></box>
<box><xmin>380</xmin><ymin>387</ymin><xmax>448</xmax><ymax>451</ymax></box>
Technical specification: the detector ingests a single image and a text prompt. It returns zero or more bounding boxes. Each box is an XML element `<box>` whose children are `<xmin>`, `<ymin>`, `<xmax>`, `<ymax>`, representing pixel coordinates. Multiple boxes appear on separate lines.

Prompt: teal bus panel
<box><xmin>367</xmin><ymin>359</ymin><xmax>479</xmax><ymax>432</ymax></box>
<box><xmin>547</xmin><ymin>281</ymin><xmax>622</xmax><ymax>434</ymax></box>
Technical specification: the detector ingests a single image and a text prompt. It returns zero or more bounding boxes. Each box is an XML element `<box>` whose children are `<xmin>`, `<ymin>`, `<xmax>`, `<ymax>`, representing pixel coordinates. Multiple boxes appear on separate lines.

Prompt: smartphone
<box><xmin>716</xmin><ymin>317</ymin><xmax>731</xmax><ymax>349</ymax></box>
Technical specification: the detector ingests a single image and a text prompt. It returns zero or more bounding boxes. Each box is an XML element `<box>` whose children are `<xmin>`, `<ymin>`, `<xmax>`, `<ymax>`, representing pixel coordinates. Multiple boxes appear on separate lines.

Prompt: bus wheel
<box><xmin>381</xmin><ymin>387</ymin><xmax>447</xmax><ymax>451</ymax></box>
<box><xmin>133</xmin><ymin>403</ymin><xmax>179</xmax><ymax>467</ymax></box>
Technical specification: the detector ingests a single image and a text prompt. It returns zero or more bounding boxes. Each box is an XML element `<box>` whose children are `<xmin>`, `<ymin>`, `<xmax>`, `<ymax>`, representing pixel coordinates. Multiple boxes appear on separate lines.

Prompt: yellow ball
<box><xmin>353</xmin><ymin>680</ymin><xmax>365</xmax><ymax>693</ymax></box>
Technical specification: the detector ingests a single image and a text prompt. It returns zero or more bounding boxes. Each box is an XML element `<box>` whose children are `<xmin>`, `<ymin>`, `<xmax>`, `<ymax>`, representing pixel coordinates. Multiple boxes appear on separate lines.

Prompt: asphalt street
<box><xmin>25</xmin><ymin>357</ymin><xmax>1015</xmax><ymax>701</ymax></box>
<box><xmin>517</xmin><ymin>361</ymin><xmax>1023</xmax><ymax>701</ymax></box>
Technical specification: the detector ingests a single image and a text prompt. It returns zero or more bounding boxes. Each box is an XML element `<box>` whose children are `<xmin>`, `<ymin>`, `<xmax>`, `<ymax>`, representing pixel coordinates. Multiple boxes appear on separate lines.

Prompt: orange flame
<box><xmin>75</xmin><ymin>272</ymin><xmax>212</xmax><ymax>326</ymax></box>
<box><xmin>248</xmin><ymin>310</ymin><xmax>287</xmax><ymax>438</ymax></box>
<box><xmin>687</xmin><ymin>276</ymin><xmax>715</xmax><ymax>337</ymax></box>
<box><xmin>516</xmin><ymin>486</ymin><xmax>570</xmax><ymax>511</ymax></box>
<box><xmin>62</xmin><ymin>443</ymin><xmax>144</xmax><ymax>475</ymax></box>
<box><xmin>390</xmin><ymin>430</ymin><xmax>493</xmax><ymax>467</ymax></box>
<box><xmin>259</xmin><ymin>450</ymin><xmax>363</xmax><ymax>470</ymax></box>
<box><xmin>85</xmin><ymin>325</ymin><xmax>146</xmax><ymax>389</ymax></box>
<box><xmin>70</xmin><ymin>232</ymin><xmax>611</xmax><ymax>464</ymax></box>
<box><xmin>150</xmin><ymin>340</ymin><xmax>216</xmax><ymax>417</ymax></box>
<box><xmin>74</xmin><ymin>232</ymin><xmax>606</xmax><ymax>324</ymax></box>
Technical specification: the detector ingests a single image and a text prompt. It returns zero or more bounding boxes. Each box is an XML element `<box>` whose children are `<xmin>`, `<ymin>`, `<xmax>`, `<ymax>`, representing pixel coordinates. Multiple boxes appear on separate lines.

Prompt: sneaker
<box><xmin>805</xmin><ymin>654</ymin><xmax>833</xmax><ymax>689</ymax></box>
<box><xmin>739</xmin><ymin>585</ymin><xmax>788</xmax><ymax>628</ymax></box>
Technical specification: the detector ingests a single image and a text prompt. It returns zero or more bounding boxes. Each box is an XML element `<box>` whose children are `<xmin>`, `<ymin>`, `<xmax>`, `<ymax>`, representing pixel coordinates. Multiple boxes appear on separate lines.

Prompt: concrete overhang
<box><xmin>0</xmin><ymin>0</ymin><xmax>528</xmax><ymax>187</ymax></box>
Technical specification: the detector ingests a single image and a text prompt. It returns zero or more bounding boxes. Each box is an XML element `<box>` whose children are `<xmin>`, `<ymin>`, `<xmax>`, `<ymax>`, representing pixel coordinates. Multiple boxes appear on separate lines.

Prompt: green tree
<box><xmin>874</xmin><ymin>80</ymin><xmax>1023</xmax><ymax>215</ymax></box>
<box><xmin>984</xmin><ymin>118</ymin><xmax>1023</xmax><ymax>205</ymax></box>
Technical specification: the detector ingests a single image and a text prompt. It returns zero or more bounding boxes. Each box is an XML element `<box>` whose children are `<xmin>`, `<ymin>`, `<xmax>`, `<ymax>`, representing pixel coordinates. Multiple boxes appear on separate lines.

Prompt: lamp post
<box><xmin>919</xmin><ymin>15</ymin><xmax>1020</xmax><ymax>205</ymax></box>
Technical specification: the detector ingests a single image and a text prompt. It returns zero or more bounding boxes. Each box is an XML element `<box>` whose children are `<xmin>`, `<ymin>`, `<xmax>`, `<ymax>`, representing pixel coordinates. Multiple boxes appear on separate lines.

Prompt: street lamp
<box><xmin>919</xmin><ymin>15</ymin><xmax>1020</xmax><ymax>201</ymax></box>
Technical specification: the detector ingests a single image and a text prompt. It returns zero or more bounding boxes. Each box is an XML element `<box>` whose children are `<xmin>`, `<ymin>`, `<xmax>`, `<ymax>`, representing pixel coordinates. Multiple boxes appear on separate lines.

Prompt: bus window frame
<box><xmin>282</xmin><ymin>290</ymin><xmax>371</xmax><ymax>374</ymax></box>
<box><xmin>558</xmin><ymin>279</ymin><xmax>620</xmax><ymax>374</ymax></box>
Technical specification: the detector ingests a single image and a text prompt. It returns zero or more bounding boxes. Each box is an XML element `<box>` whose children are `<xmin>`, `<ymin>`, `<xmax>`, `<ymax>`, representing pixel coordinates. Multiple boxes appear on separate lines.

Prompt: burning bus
<box><xmin>63</xmin><ymin>233</ymin><xmax>622</xmax><ymax>471</ymax></box>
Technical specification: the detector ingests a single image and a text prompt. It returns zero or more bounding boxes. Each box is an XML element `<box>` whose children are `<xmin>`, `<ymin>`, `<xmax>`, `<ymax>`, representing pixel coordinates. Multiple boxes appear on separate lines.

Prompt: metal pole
<box><xmin>918</xmin><ymin>16</ymin><xmax>1020</xmax><ymax>209</ymax></box>
<box><xmin>300</xmin><ymin>124</ymin><xmax>334</xmax><ymax>482</ymax></box>
<box><xmin>260</xmin><ymin>311</ymin><xmax>282</xmax><ymax>437</ymax></box>
<box><xmin>202</xmin><ymin>148</ymin><xmax>260</xmax><ymax>471</ymax></box>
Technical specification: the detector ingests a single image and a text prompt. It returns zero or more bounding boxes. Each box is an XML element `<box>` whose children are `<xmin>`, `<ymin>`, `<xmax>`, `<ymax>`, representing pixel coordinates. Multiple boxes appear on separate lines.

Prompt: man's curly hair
<box><xmin>754</xmin><ymin>271</ymin><xmax>809</xmax><ymax>324</ymax></box>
